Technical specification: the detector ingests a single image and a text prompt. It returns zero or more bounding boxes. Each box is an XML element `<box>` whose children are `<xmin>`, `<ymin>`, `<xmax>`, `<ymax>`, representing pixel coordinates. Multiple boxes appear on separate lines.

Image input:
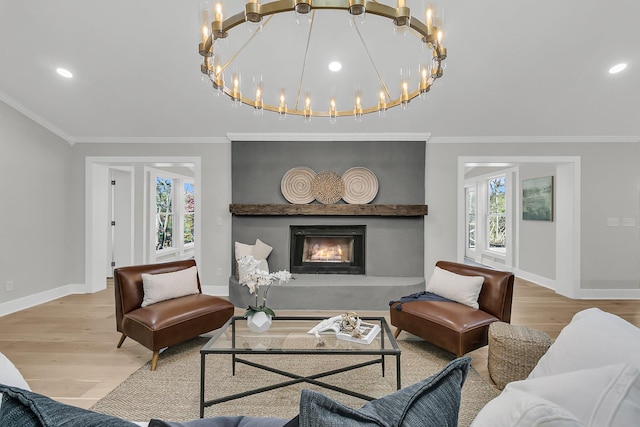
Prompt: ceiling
<box><xmin>1</xmin><ymin>0</ymin><xmax>638</xmax><ymax>144</ymax></box>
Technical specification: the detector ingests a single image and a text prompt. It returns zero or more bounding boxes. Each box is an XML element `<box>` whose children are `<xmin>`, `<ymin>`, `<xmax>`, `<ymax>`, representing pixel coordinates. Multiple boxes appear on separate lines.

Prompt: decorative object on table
<box><xmin>341</xmin><ymin>167</ymin><xmax>379</xmax><ymax>204</ymax></box>
<box><xmin>311</xmin><ymin>170</ymin><xmax>345</xmax><ymax>204</ymax></box>
<box><xmin>308</xmin><ymin>311</ymin><xmax>381</xmax><ymax>346</ymax></box>
<box><xmin>522</xmin><ymin>176</ymin><xmax>554</xmax><ymax>221</ymax></box>
<box><xmin>280</xmin><ymin>167</ymin><xmax>317</xmax><ymax>204</ymax></box>
<box><xmin>238</xmin><ymin>255</ymin><xmax>292</xmax><ymax>332</ymax></box>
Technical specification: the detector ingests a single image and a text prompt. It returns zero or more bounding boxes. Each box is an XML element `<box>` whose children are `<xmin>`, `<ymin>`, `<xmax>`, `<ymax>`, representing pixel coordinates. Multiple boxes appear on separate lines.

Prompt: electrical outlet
<box><xmin>217</xmin><ymin>217</ymin><xmax>223</xmax><ymax>226</ymax></box>
<box><xmin>622</xmin><ymin>218</ymin><xmax>636</xmax><ymax>227</ymax></box>
<box><xmin>216</xmin><ymin>268</ymin><xmax>222</xmax><ymax>276</ymax></box>
<box><xmin>607</xmin><ymin>217</ymin><xmax>620</xmax><ymax>227</ymax></box>
<box><xmin>6</xmin><ymin>280</ymin><xmax>14</xmax><ymax>291</ymax></box>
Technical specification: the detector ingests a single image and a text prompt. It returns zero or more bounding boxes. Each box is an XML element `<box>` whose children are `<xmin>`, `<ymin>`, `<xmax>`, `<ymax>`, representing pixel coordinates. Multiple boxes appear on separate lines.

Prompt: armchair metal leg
<box><xmin>150</xmin><ymin>350</ymin><xmax>160</xmax><ymax>371</ymax></box>
<box><xmin>393</xmin><ymin>328</ymin><xmax>402</xmax><ymax>339</ymax></box>
<box><xmin>117</xmin><ymin>333</ymin><xmax>127</xmax><ymax>348</ymax></box>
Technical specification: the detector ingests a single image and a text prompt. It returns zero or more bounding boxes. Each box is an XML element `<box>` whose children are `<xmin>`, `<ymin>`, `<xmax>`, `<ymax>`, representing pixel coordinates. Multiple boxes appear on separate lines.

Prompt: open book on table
<box><xmin>308</xmin><ymin>315</ymin><xmax>381</xmax><ymax>345</ymax></box>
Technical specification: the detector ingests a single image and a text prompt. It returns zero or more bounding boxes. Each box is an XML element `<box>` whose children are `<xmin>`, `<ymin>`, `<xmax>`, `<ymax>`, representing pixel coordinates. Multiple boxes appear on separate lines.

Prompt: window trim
<box><xmin>147</xmin><ymin>167</ymin><xmax>196</xmax><ymax>262</ymax></box>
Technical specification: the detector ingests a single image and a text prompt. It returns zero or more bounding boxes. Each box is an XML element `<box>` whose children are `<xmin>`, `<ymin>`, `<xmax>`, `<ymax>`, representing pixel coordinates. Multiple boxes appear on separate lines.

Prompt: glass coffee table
<box><xmin>200</xmin><ymin>315</ymin><xmax>401</xmax><ymax>418</ymax></box>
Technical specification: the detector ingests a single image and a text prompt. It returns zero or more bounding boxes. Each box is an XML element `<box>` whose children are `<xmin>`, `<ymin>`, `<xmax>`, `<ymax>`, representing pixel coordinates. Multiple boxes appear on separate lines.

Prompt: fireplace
<box><xmin>290</xmin><ymin>225</ymin><xmax>365</xmax><ymax>274</ymax></box>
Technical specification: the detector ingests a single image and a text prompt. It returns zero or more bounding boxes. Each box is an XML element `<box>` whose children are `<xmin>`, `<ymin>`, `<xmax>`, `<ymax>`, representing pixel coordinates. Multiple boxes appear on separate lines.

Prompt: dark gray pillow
<box><xmin>298</xmin><ymin>356</ymin><xmax>471</xmax><ymax>427</ymax></box>
<box><xmin>149</xmin><ymin>416</ymin><xmax>291</xmax><ymax>427</ymax></box>
<box><xmin>0</xmin><ymin>384</ymin><xmax>137</xmax><ymax>427</ymax></box>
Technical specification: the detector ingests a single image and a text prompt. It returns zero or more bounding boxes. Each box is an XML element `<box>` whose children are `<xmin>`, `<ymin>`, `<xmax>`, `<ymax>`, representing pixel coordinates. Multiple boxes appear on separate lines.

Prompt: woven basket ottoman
<box><xmin>487</xmin><ymin>321</ymin><xmax>553</xmax><ymax>389</ymax></box>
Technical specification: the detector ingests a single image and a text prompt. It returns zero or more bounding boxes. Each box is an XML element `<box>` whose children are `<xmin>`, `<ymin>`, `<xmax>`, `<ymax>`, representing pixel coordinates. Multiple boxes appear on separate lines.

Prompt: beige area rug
<box><xmin>91</xmin><ymin>337</ymin><xmax>498</xmax><ymax>426</ymax></box>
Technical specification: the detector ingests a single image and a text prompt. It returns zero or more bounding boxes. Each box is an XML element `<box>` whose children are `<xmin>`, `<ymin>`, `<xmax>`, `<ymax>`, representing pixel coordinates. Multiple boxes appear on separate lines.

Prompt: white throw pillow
<box><xmin>0</xmin><ymin>352</ymin><xmax>30</xmax><ymax>391</ymax></box>
<box><xmin>0</xmin><ymin>352</ymin><xmax>31</xmax><ymax>413</ymax></box>
<box><xmin>471</xmin><ymin>389</ymin><xmax>585</xmax><ymax>427</ymax></box>
<box><xmin>253</xmin><ymin>238</ymin><xmax>273</xmax><ymax>260</ymax></box>
<box><xmin>234</xmin><ymin>241</ymin><xmax>255</xmax><ymax>260</ymax></box>
<box><xmin>475</xmin><ymin>363</ymin><xmax>640</xmax><ymax>427</ymax></box>
<box><xmin>529</xmin><ymin>308</ymin><xmax>640</xmax><ymax>379</ymax></box>
<box><xmin>141</xmin><ymin>266</ymin><xmax>199</xmax><ymax>307</ymax></box>
<box><xmin>234</xmin><ymin>239</ymin><xmax>273</xmax><ymax>262</ymax></box>
<box><xmin>425</xmin><ymin>266</ymin><xmax>484</xmax><ymax>309</ymax></box>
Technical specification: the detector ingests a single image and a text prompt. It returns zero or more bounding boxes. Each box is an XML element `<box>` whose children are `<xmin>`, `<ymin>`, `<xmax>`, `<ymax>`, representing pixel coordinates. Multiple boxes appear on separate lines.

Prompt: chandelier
<box><xmin>198</xmin><ymin>1</ymin><xmax>447</xmax><ymax>122</ymax></box>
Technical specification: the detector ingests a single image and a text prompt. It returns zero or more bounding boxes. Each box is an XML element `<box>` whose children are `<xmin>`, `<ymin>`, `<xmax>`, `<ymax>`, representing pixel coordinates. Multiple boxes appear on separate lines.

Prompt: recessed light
<box><xmin>328</xmin><ymin>61</ymin><xmax>342</xmax><ymax>72</ymax></box>
<box><xmin>608</xmin><ymin>63</ymin><xmax>627</xmax><ymax>74</ymax></box>
<box><xmin>56</xmin><ymin>67</ymin><xmax>73</xmax><ymax>78</ymax></box>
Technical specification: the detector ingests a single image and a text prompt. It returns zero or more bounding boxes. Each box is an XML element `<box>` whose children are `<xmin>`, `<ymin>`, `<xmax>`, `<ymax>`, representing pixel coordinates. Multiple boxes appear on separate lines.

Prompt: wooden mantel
<box><xmin>229</xmin><ymin>204</ymin><xmax>428</xmax><ymax>217</ymax></box>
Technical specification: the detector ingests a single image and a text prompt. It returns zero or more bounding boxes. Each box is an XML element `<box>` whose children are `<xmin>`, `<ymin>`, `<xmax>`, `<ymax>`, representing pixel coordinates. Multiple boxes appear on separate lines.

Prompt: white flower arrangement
<box><xmin>238</xmin><ymin>255</ymin><xmax>293</xmax><ymax>317</ymax></box>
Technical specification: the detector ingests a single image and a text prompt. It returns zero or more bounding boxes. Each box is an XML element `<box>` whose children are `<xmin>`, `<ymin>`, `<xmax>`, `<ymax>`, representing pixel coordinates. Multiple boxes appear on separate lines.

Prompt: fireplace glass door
<box><xmin>290</xmin><ymin>225</ymin><xmax>365</xmax><ymax>274</ymax></box>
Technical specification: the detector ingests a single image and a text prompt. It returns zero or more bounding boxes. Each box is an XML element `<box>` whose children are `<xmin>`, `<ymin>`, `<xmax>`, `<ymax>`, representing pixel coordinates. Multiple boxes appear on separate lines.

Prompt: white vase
<box><xmin>246</xmin><ymin>311</ymin><xmax>272</xmax><ymax>333</ymax></box>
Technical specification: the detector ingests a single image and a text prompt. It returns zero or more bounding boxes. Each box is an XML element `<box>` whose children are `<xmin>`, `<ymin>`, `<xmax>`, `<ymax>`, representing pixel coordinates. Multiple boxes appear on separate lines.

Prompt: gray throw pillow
<box><xmin>149</xmin><ymin>416</ymin><xmax>291</xmax><ymax>427</ymax></box>
<box><xmin>0</xmin><ymin>384</ymin><xmax>137</xmax><ymax>427</ymax></box>
<box><xmin>298</xmin><ymin>356</ymin><xmax>471</xmax><ymax>427</ymax></box>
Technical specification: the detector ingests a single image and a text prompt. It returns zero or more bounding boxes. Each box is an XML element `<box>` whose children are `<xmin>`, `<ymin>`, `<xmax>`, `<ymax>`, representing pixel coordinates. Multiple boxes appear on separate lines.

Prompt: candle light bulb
<box><xmin>354</xmin><ymin>95</ymin><xmax>363</xmax><ymax>122</ymax></box>
<box><xmin>278</xmin><ymin>93</ymin><xmax>287</xmax><ymax>119</ymax></box>
<box><xmin>329</xmin><ymin>98</ymin><xmax>337</xmax><ymax>124</ymax></box>
<box><xmin>304</xmin><ymin>96</ymin><xmax>312</xmax><ymax>123</ymax></box>
<box><xmin>231</xmin><ymin>73</ymin><xmax>241</xmax><ymax>107</ymax></box>
<box><xmin>378</xmin><ymin>90</ymin><xmax>387</xmax><ymax>116</ymax></box>
<box><xmin>401</xmin><ymin>81</ymin><xmax>409</xmax><ymax>109</ymax></box>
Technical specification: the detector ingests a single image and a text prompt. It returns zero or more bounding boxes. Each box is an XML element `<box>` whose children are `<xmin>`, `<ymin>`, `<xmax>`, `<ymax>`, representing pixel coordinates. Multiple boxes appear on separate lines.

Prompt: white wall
<box><xmin>518</xmin><ymin>164</ymin><xmax>557</xmax><ymax>280</ymax></box>
<box><xmin>71</xmin><ymin>143</ymin><xmax>232</xmax><ymax>293</ymax></box>
<box><xmin>0</xmin><ymin>100</ymin><xmax>76</xmax><ymax>308</ymax></box>
<box><xmin>426</xmin><ymin>140</ymin><xmax>640</xmax><ymax>295</ymax></box>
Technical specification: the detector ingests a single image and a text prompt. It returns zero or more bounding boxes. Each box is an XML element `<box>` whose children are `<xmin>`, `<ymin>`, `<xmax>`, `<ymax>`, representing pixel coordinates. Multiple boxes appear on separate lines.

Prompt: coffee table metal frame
<box><xmin>199</xmin><ymin>315</ymin><xmax>401</xmax><ymax>418</ymax></box>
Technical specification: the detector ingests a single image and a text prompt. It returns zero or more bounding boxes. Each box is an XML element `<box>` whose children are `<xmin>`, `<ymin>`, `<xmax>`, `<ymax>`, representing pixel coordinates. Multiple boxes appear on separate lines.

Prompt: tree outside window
<box><xmin>184</xmin><ymin>182</ymin><xmax>195</xmax><ymax>245</ymax></box>
<box><xmin>487</xmin><ymin>176</ymin><xmax>506</xmax><ymax>251</ymax></box>
<box><xmin>156</xmin><ymin>177</ymin><xmax>173</xmax><ymax>250</ymax></box>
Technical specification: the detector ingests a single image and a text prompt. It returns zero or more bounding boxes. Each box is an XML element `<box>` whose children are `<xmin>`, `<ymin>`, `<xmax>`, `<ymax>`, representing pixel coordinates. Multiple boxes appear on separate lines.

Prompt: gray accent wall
<box><xmin>231</xmin><ymin>140</ymin><xmax>426</xmax><ymax>277</ymax></box>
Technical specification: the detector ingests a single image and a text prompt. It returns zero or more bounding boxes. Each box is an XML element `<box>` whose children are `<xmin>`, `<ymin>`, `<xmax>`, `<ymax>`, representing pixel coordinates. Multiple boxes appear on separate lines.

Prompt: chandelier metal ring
<box><xmin>198</xmin><ymin>0</ymin><xmax>447</xmax><ymax>121</ymax></box>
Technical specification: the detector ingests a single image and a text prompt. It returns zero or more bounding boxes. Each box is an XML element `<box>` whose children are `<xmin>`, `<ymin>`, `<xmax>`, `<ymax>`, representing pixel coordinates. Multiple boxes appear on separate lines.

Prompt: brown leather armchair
<box><xmin>114</xmin><ymin>259</ymin><xmax>234</xmax><ymax>370</ymax></box>
<box><xmin>390</xmin><ymin>260</ymin><xmax>514</xmax><ymax>357</ymax></box>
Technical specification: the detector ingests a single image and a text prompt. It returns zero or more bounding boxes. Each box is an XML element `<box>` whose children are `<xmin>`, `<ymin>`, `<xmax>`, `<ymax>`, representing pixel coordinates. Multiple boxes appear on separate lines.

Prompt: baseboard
<box><xmin>511</xmin><ymin>268</ymin><xmax>557</xmax><ymax>290</ymax></box>
<box><xmin>201</xmin><ymin>285</ymin><xmax>227</xmax><ymax>297</ymax></box>
<box><xmin>577</xmin><ymin>288</ymin><xmax>640</xmax><ymax>299</ymax></box>
<box><xmin>0</xmin><ymin>284</ymin><xmax>85</xmax><ymax>317</ymax></box>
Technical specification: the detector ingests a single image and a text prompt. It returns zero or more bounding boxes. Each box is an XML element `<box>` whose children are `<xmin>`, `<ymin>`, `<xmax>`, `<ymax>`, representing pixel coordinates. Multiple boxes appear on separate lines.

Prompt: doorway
<box><xmin>458</xmin><ymin>156</ymin><xmax>581</xmax><ymax>298</ymax></box>
<box><xmin>85</xmin><ymin>156</ymin><xmax>201</xmax><ymax>293</ymax></box>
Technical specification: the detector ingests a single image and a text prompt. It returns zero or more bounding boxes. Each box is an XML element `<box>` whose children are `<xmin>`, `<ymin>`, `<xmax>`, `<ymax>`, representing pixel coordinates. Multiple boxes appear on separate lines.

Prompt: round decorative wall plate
<box><xmin>312</xmin><ymin>170</ymin><xmax>345</xmax><ymax>204</ymax></box>
<box><xmin>341</xmin><ymin>167</ymin><xmax>379</xmax><ymax>204</ymax></box>
<box><xmin>280</xmin><ymin>167</ymin><xmax>317</xmax><ymax>204</ymax></box>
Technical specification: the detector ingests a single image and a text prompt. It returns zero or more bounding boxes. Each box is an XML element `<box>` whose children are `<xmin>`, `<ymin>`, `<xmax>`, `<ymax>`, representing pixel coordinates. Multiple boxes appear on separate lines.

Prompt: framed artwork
<box><xmin>522</xmin><ymin>176</ymin><xmax>554</xmax><ymax>221</ymax></box>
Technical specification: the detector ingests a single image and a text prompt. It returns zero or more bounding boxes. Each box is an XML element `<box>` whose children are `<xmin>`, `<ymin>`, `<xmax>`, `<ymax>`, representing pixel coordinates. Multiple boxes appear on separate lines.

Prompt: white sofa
<box><xmin>471</xmin><ymin>308</ymin><xmax>640</xmax><ymax>426</ymax></box>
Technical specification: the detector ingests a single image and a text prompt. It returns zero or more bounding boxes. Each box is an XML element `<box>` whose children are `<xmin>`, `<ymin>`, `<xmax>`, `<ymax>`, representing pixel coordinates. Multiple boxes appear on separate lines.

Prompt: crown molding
<box><xmin>428</xmin><ymin>135</ymin><xmax>640</xmax><ymax>144</ymax></box>
<box><xmin>226</xmin><ymin>132</ymin><xmax>432</xmax><ymax>142</ymax></box>
<box><xmin>70</xmin><ymin>136</ymin><xmax>230</xmax><ymax>144</ymax></box>
<box><xmin>0</xmin><ymin>90</ymin><xmax>74</xmax><ymax>145</ymax></box>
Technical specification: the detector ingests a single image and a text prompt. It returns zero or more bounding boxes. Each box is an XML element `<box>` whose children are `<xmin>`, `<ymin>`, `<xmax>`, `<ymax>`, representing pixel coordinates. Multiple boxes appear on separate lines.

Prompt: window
<box><xmin>152</xmin><ymin>171</ymin><xmax>195</xmax><ymax>260</ymax></box>
<box><xmin>466</xmin><ymin>187</ymin><xmax>476</xmax><ymax>250</ymax></box>
<box><xmin>487</xmin><ymin>176</ymin><xmax>506</xmax><ymax>253</ymax></box>
<box><xmin>155</xmin><ymin>177</ymin><xmax>173</xmax><ymax>250</ymax></box>
<box><xmin>183</xmin><ymin>181</ymin><xmax>195</xmax><ymax>245</ymax></box>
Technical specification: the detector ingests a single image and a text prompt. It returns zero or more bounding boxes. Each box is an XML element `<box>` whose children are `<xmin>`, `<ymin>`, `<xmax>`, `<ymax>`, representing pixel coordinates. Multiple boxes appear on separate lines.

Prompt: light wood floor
<box><xmin>0</xmin><ymin>278</ymin><xmax>638</xmax><ymax>409</ymax></box>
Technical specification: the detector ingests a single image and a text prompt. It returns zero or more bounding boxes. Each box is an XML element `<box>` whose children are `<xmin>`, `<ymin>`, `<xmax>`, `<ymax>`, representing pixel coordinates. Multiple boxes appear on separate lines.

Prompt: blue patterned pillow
<box><xmin>0</xmin><ymin>384</ymin><xmax>137</xmax><ymax>427</ymax></box>
<box><xmin>298</xmin><ymin>356</ymin><xmax>471</xmax><ymax>427</ymax></box>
